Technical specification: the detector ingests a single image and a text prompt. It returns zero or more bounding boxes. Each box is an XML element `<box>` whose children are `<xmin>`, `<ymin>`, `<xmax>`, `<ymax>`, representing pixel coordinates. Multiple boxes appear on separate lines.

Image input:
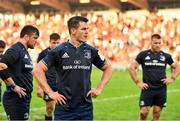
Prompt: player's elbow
<box><xmin>32</xmin><ymin>65</ymin><xmax>42</xmax><ymax>76</ymax></box>
<box><xmin>33</xmin><ymin>62</ymin><xmax>48</xmax><ymax>76</ymax></box>
<box><xmin>32</xmin><ymin>66</ymin><xmax>39</xmax><ymax>76</ymax></box>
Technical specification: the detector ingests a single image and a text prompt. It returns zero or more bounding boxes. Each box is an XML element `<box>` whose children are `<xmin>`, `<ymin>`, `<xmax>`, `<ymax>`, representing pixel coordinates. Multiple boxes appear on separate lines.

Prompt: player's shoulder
<box><xmin>159</xmin><ymin>50</ymin><xmax>171</xmax><ymax>57</ymax></box>
<box><xmin>40</xmin><ymin>48</ymin><xmax>49</xmax><ymax>54</ymax></box>
<box><xmin>55</xmin><ymin>42</ymin><xmax>68</xmax><ymax>50</ymax></box>
<box><xmin>8</xmin><ymin>42</ymin><xmax>24</xmax><ymax>52</ymax></box>
<box><xmin>140</xmin><ymin>49</ymin><xmax>150</xmax><ymax>54</ymax></box>
<box><xmin>83</xmin><ymin>42</ymin><xmax>97</xmax><ymax>51</ymax></box>
<box><xmin>137</xmin><ymin>49</ymin><xmax>150</xmax><ymax>56</ymax></box>
<box><xmin>38</xmin><ymin>48</ymin><xmax>49</xmax><ymax>57</ymax></box>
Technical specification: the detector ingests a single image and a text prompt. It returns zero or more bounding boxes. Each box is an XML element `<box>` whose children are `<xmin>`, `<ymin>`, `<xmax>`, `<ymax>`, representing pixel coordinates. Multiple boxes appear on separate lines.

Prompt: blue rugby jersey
<box><xmin>136</xmin><ymin>49</ymin><xmax>174</xmax><ymax>89</ymax></box>
<box><xmin>37</xmin><ymin>47</ymin><xmax>58</xmax><ymax>91</ymax></box>
<box><xmin>42</xmin><ymin>41</ymin><xmax>106</xmax><ymax>108</ymax></box>
<box><xmin>0</xmin><ymin>42</ymin><xmax>33</xmax><ymax>93</ymax></box>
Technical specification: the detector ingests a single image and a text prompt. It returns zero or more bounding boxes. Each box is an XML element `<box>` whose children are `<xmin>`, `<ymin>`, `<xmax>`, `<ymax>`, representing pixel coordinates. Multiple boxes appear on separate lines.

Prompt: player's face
<box><xmin>27</xmin><ymin>33</ymin><xmax>39</xmax><ymax>49</ymax></box>
<box><xmin>49</xmin><ymin>39</ymin><xmax>60</xmax><ymax>49</ymax></box>
<box><xmin>74</xmin><ymin>21</ymin><xmax>89</xmax><ymax>43</ymax></box>
<box><xmin>151</xmin><ymin>38</ymin><xmax>162</xmax><ymax>52</ymax></box>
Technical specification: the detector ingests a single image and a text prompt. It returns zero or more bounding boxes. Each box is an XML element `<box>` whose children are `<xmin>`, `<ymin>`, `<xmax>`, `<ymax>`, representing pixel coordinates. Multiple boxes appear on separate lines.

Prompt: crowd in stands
<box><xmin>0</xmin><ymin>11</ymin><xmax>179</xmax><ymax>68</ymax></box>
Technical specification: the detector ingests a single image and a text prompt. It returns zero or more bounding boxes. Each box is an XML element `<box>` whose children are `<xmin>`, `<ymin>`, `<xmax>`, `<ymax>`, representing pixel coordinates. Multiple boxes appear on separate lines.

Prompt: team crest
<box><xmin>84</xmin><ymin>50</ymin><xmax>91</xmax><ymax>59</ymax></box>
<box><xmin>160</xmin><ymin>55</ymin><xmax>165</xmax><ymax>61</ymax></box>
<box><xmin>140</xmin><ymin>100</ymin><xmax>145</xmax><ymax>106</ymax></box>
<box><xmin>24</xmin><ymin>112</ymin><xmax>29</xmax><ymax>119</ymax></box>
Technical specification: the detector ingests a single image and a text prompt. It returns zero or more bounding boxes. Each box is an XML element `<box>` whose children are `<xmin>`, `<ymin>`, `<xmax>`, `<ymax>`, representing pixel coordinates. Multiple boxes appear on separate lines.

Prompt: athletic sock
<box><xmin>45</xmin><ymin>115</ymin><xmax>52</xmax><ymax>121</ymax></box>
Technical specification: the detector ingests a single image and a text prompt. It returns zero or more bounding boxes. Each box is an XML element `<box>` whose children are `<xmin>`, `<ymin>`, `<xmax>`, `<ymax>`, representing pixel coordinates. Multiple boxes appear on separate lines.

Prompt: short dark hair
<box><xmin>67</xmin><ymin>16</ymin><xmax>88</xmax><ymax>34</ymax></box>
<box><xmin>20</xmin><ymin>25</ymin><xmax>39</xmax><ymax>38</ymax></box>
<box><xmin>50</xmin><ymin>33</ymin><xmax>60</xmax><ymax>41</ymax></box>
<box><xmin>0</xmin><ymin>40</ymin><xmax>6</xmax><ymax>48</ymax></box>
<box><xmin>151</xmin><ymin>34</ymin><xmax>161</xmax><ymax>40</ymax></box>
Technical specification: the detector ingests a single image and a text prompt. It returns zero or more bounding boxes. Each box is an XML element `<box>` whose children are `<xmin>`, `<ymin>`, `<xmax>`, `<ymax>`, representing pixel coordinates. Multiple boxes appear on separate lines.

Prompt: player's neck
<box><xmin>150</xmin><ymin>48</ymin><xmax>160</xmax><ymax>53</ymax></box>
<box><xmin>19</xmin><ymin>39</ymin><xmax>28</xmax><ymax>49</ymax></box>
<box><xmin>69</xmin><ymin>38</ymin><xmax>82</xmax><ymax>48</ymax></box>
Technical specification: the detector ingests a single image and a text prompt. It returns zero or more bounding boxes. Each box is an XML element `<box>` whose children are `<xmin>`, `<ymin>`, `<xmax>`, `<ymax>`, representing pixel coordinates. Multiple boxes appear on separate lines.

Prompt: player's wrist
<box><xmin>135</xmin><ymin>80</ymin><xmax>140</xmax><ymax>85</ymax></box>
<box><xmin>7</xmin><ymin>82</ymin><xmax>17</xmax><ymax>90</ymax></box>
<box><xmin>46</xmin><ymin>90</ymin><xmax>54</xmax><ymax>97</ymax></box>
<box><xmin>170</xmin><ymin>76</ymin><xmax>176</xmax><ymax>82</ymax></box>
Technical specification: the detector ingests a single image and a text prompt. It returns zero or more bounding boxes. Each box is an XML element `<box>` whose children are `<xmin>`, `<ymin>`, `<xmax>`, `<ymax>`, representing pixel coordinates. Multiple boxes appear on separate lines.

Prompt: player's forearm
<box><xmin>33</xmin><ymin>67</ymin><xmax>53</xmax><ymax>95</ymax></box>
<box><xmin>97</xmin><ymin>64</ymin><xmax>112</xmax><ymax>91</ymax></box>
<box><xmin>171</xmin><ymin>63</ymin><xmax>180</xmax><ymax>81</ymax></box>
<box><xmin>128</xmin><ymin>65</ymin><xmax>140</xmax><ymax>84</ymax></box>
<box><xmin>4</xmin><ymin>77</ymin><xmax>15</xmax><ymax>86</ymax></box>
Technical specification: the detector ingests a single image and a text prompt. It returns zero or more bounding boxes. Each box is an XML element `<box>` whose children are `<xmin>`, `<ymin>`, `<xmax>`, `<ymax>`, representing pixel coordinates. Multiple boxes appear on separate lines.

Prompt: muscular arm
<box><xmin>0</xmin><ymin>49</ymin><xmax>27</xmax><ymax>98</ymax></box>
<box><xmin>97</xmin><ymin>62</ymin><xmax>112</xmax><ymax>91</ymax></box>
<box><xmin>32</xmin><ymin>61</ymin><xmax>53</xmax><ymax>95</ymax></box>
<box><xmin>170</xmin><ymin>62</ymin><xmax>180</xmax><ymax>81</ymax></box>
<box><xmin>33</xmin><ymin>61</ymin><xmax>66</xmax><ymax>104</ymax></box>
<box><xmin>128</xmin><ymin>61</ymin><xmax>141</xmax><ymax>84</ymax></box>
<box><xmin>128</xmin><ymin>60</ymin><xmax>149</xmax><ymax>90</ymax></box>
<box><xmin>87</xmin><ymin>61</ymin><xmax>112</xmax><ymax>98</ymax></box>
<box><xmin>163</xmin><ymin>62</ymin><xmax>180</xmax><ymax>85</ymax></box>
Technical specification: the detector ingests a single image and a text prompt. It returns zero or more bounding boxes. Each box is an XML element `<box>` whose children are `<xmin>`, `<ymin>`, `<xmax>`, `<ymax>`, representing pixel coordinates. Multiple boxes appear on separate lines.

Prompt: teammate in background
<box><xmin>36</xmin><ymin>33</ymin><xmax>60</xmax><ymax>121</ymax></box>
<box><xmin>129</xmin><ymin>34</ymin><xmax>180</xmax><ymax>121</ymax></box>
<box><xmin>33</xmin><ymin>16</ymin><xmax>112</xmax><ymax>120</ymax></box>
<box><xmin>0</xmin><ymin>40</ymin><xmax>6</xmax><ymax>105</ymax></box>
<box><xmin>0</xmin><ymin>25</ymin><xmax>39</xmax><ymax>120</ymax></box>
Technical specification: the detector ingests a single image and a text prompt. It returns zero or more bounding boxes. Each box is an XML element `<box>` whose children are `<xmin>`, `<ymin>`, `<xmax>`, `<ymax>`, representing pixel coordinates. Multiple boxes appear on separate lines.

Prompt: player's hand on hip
<box><xmin>13</xmin><ymin>85</ymin><xmax>27</xmax><ymax>98</ymax></box>
<box><xmin>37</xmin><ymin>88</ymin><xmax>43</xmax><ymax>98</ymax></box>
<box><xmin>137</xmin><ymin>82</ymin><xmax>149</xmax><ymax>90</ymax></box>
<box><xmin>0</xmin><ymin>63</ymin><xmax>7</xmax><ymax>70</ymax></box>
<box><xmin>87</xmin><ymin>88</ymin><xmax>102</xmax><ymax>98</ymax></box>
<box><xmin>161</xmin><ymin>78</ymin><xmax>174</xmax><ymax>85</ymax></box>
<box><xmin>49</xmin><ymin>91</ymin><xmax>67</xmax><ymax>105</ymax></box>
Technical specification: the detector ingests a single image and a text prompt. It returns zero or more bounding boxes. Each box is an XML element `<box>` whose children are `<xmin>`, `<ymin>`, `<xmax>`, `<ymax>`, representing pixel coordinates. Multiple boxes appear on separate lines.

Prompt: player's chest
<box><xmin>21</xmin><ymin>52</ymin><xmax>33</xmax><ymax>71</ymax></box>
<box><xmin>60</xmin><ymin>49</ymin><xmax>92</xmax><ymax>65</ymax></box>
<box><xmin>143</xmin><ymin>53</ymin><xmax>166</xmax><ymax>66</ymax></box>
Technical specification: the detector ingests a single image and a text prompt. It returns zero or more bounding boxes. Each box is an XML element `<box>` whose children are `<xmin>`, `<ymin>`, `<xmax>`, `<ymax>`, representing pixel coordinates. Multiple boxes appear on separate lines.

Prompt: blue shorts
<box><xmin>139</xmin><ymin>87</ymin><xmax>167</xmax><ymax>107</ymax></box>
<box><xmin>3</xmin><ymin>90</ymin><xmax>31</xmax><ymax>120</ymax></box>
<box><xmin>54</xmin><ymin>103</ymin><xmax>93</xmax><ymax>120</ymax></box>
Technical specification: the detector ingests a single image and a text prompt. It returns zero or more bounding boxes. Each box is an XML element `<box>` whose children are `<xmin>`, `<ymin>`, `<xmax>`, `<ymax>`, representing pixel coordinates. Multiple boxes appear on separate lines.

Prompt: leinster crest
<box><xmin>84</xmin><ymin>50</ymin><xmax>91</xmax><ymax>59</ymax></box>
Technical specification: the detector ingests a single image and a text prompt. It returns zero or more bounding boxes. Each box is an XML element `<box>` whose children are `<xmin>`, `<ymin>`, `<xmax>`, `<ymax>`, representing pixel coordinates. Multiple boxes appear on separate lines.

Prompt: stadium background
<box><xmin>0</xmin><ymin>0</ymin><xmax>180</xmax><ymax>120</ymax></box>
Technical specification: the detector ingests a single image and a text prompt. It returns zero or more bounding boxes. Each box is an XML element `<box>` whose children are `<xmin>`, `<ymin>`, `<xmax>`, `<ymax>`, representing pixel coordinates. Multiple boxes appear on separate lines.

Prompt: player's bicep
<box><xmin>101</xmin><ymin>60</ymin><xmax>110</xmax><ymax>71</ymax></box>
<box><xmin>0</xmin><ymin>49</ymin><xmax>19</xmax><ymax>66</ymax></box>
<box><xmin>0</xmin><ymin>49</ymin><xmax>19</xmax><ymax>80</ymax></box>
<box><xmin>38</xmin><ymin>61</ymin><xmax>48</xmax><ymax>72</ymax></box>
<box><xmin>41</xmin><ymin>50</ymin><xmax>58</xmax><ymax>70</ymax></box>
<box><xmin>129</xmin><ymin>60</ymin><xmax>139</xmax><ymax>70</ymax></box>
<box><xmin>170</xmin><ymin>62</ymin><xmax>179</xmax><ymax>70</ymax></box>
<box><xmin>93</xmin><ymin>50</ymin><xmax>106</xmax><ymax>69</ymax></box>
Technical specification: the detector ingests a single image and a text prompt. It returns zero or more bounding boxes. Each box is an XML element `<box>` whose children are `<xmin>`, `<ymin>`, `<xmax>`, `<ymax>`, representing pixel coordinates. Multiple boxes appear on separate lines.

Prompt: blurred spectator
<box><xmin>0</xmin><ymin>11</ymin><xmax>179</xmax><ymax>68</ymax></box>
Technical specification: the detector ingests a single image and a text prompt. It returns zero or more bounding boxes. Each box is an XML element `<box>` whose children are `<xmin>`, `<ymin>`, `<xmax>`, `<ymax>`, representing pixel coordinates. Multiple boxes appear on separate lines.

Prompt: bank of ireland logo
<box><xmin>74</xmin><ymin>60</ymin><xmax>81</xmax><ymax>64</ymax></box>
<box><xmin>84</xmin><ymin>50</ymin><xmax>91</xmax><ymax>59</ymax></box>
